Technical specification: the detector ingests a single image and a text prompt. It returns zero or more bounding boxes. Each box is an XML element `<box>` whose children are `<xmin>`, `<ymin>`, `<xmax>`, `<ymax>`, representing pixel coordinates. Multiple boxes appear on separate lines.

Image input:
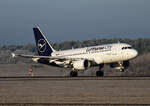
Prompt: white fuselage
<box><xmin>51</xmin><ymin>43</ymin><xmax>138</xmax><ymax>65</ymax></box>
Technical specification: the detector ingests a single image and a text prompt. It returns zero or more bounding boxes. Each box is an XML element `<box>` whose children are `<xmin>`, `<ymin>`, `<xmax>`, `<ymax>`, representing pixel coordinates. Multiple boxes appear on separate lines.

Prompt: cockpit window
<box><xmin>122</xmin><ymin>46</ymin><xmax>132</xmax><ymax>50</ymax></box>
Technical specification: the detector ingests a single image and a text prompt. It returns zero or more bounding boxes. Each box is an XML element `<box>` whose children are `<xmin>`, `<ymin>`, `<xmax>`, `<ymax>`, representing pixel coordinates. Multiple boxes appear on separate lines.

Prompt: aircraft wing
<box><xmin>11</xmin><ymin>53</ymin><xmax>94</xmax><ymax>61</ymax></box>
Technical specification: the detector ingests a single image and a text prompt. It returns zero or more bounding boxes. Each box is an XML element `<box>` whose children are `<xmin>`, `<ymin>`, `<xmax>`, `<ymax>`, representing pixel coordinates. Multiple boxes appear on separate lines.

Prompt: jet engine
<box><xmin>110</xmin><ymin>61</ymin><xmax>130</xmax><ymax>70</ymax></box>
<box><xmin>73</xmin><ymin>60</ymin><xmax>91</xmax><ymax>70</ymax></box>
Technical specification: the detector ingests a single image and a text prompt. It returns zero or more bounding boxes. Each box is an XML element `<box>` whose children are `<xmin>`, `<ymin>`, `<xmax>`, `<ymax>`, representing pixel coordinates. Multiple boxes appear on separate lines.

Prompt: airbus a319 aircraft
<box><xmin>12</xmin><ymin>27</ymin><xmax>138</xmax><ymax>77</ymax></box>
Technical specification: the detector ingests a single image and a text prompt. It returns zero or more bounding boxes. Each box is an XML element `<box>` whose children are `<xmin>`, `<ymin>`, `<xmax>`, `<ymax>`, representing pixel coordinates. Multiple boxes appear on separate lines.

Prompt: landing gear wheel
<box><xmin>96</xmin><ymin>71</ymin><xmax>104</xmax><ymax>77</ymax></box>
<box><xmin>120</xmin><ymin>69</ymin><xmax>125</xmax><ymax>72</ymax></box>
<box><xmin>70</xmin><ymin>71</ymin><xmax>78</xmax><ymax>77</ymax></box>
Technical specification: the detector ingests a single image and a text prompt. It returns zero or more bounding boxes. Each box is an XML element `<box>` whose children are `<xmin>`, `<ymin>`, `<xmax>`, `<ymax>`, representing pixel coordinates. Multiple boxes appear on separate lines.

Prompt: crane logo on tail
<box><xmin>37</xmin><ymin>39</ymin><xmax>47</xmax><ymax>52</ymax></box>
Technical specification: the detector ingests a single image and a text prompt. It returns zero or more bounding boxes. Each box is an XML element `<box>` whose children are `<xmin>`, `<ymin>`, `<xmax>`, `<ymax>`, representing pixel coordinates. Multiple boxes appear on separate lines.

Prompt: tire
<box><xmin>96</xmin><ymin>71</ymin><xmax>104</xmax><ymax>77</ymax></box>
<box><xmin>120</xmin><ymin>69</ymin><xmax>125</xmax><ymax>72</ymax></box>
<box><xmin>70</xmin><ymin>71</ymin><xmax>78</xmax><ymax>77</ymax></box>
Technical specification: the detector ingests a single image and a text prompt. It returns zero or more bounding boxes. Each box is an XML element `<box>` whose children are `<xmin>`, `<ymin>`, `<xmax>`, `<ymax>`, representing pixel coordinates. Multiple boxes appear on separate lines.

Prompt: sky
<box><xmin>0</xmin><ymin>0</ymin><xmax>150</xmax><ymax>45</ymax></box>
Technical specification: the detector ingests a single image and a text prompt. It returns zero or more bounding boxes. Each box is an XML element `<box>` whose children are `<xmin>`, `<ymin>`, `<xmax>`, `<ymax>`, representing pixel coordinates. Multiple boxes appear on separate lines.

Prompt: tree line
<box><xmin>0</xmin><ymin>38</ymin><xmax>150</xmax><ymax>54</ymax></box>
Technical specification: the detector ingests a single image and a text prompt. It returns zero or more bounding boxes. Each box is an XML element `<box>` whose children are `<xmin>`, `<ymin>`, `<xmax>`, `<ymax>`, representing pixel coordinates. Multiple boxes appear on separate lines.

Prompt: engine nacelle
<box><xmin>73</xmin><ymin>60</ymin><xmax>91</xmax><ymax>70</ymax></box>
<box><xmin>110</xmin><ymin>61</ymin><xmax>130</xmax><ymax>70</ymax></box>
<box><xmin>110</xmin><ymin>62</ymin><xmax>119</xmax><ymax>68</ymax></box>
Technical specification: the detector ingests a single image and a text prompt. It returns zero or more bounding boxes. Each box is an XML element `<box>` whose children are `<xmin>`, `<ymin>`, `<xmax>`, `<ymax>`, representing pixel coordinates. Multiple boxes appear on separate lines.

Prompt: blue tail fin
<box><xmin>33</xmin><ymin>27</ymin><xmax>55</xmax><ymax>56</ymax></box>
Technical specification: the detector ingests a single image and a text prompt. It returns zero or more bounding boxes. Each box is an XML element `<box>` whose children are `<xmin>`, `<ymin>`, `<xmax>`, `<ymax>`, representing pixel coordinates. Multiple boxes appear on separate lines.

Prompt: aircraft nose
<box><xmin>132</xmin><ymin>49</ymin><xmax>138</xmax><ymax>58</ymax></box>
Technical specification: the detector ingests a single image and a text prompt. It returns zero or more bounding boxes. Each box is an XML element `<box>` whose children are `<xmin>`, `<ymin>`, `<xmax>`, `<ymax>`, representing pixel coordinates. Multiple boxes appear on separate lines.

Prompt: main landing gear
<box><xmin>120</xmin><ymin>69</ymin><xmax>125</xmax><ymax>72</ymax></box>
<box><xmin>96</xmin><ymin>64</ymin><xmax>104</xmax><ymax>77</ymax></box>
<box><xmin>70</xmin><ymin>71</ymin><xmax>78</xmax><ymax>77</ymax></box>
<box><xmin>96</xmin><ymin>71</ymin><xmax>104</xmax><ymax>77</ymax></box>
<box><xmin>70</xmin><ymin>64</ymin><xmax>105</xmax><ymax>77</ymax></box>
<box><xmin>69</xmin><ymin>70</ymin><xmax>104</xmax><ymax>77</ymax></box>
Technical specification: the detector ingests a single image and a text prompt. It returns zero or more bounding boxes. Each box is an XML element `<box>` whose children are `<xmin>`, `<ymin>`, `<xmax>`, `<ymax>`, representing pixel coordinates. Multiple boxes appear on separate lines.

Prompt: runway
<box><xmin>0</xmin><ymin>76</ymin><xmax>150</xmax><ymax>81</ymax></box>
<box><xmin>0</xmin><ymin>76</ymin><xmax>150</xmax><ymax>105</ymax></box>
<box><xmin>0</xmin><ymin>103</ymin><xmax>148</xmax><ymax>106</ymax></box>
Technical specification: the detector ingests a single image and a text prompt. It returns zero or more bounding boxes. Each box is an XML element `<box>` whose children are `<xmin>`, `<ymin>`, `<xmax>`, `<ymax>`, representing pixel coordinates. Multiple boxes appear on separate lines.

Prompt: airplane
<box><xmin>12</xmin><ymin>27</ymin><xmax>138</xmax><ymax>77</ymax></box>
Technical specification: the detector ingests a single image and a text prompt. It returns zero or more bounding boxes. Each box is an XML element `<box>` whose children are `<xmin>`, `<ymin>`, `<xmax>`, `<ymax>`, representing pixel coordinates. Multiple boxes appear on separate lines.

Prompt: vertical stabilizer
<box><xmin>33</xmin><ymin>27</ymin><xmax>55</xmax><ymax>56</ymax></box>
